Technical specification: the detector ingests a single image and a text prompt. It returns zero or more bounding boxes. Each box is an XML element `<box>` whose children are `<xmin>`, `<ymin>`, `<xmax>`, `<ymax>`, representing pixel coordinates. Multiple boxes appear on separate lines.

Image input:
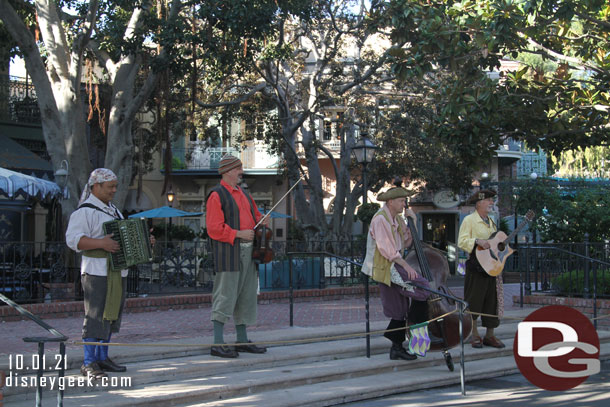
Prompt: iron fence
<box><xmin>504</xmin><ymin>241</ymin><xmax>610</xmax><ymax>298</ymax></box>
<box><xmin>5</xmin><ymin>237</ymin><xmax>607</xmax><ymax>304</ymax></box>
<box><xmin>0</xmin><ymin>238</ymin><xmax>367</xmax><ymax>303</ymax></box>
<box><xmin>0</xmin><ymin>75</ymin><xmax>41</xmax><ymax>123</ymax></box>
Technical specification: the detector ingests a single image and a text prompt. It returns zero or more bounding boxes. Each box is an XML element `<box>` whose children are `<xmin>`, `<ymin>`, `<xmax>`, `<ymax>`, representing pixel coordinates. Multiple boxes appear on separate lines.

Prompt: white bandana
<box><xmin>79</xmin><ymin>168</ymin><xmax>118</xmax><ymax>205</ymax></box>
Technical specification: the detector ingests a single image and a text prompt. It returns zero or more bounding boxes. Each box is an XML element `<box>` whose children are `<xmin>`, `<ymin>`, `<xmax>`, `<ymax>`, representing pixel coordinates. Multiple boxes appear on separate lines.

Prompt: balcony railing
<box><xmin>0</xmin><ymin>75</ymin><xmax>41</xmax><ymax>124</ymax></box>
<box><xmin>170</xmin><ymin>142</ymin><xmax>279</xmax><ymax>171</ymax></box>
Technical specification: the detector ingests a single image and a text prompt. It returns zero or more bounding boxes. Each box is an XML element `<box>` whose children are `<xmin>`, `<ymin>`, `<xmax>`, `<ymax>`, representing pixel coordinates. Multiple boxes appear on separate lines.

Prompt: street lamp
<box><xmin>166</xmin><ymin>186</ymin><xmax>175</xmax><ymax>207</ymax></box>
<box><xmin>54</xmin><ymin>160</ymin><xmax>69</xmax><ymax>199</ymax></box>
<box><xmin>352</xmin><ymin>135</ymin><xmax>378</xmax><ymax>231</ymax></box>
<box><xmin>166</xmin><ymin>186</ymin><xmax>175</xmax><ymax>242</ymax></box>
<box><xmin>480</xmin><ymin>172</ymin><xmax>490</xmax><ymax>190</ymax></box>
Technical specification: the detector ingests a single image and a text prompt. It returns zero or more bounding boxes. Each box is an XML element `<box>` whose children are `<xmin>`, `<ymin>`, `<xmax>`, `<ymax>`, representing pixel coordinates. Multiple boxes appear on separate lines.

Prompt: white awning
<box><xmin>0</xmin><ymin>167</ymin><xmax>61</xmax><ymax>200</ymax></box>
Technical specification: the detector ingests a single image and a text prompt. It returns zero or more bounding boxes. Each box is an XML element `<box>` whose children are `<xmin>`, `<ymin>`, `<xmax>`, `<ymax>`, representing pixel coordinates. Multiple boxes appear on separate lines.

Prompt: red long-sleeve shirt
<box><xmin>206</xmin><ymin>180</ymin><xmax>262</xmax><ymax>245</ymax></box>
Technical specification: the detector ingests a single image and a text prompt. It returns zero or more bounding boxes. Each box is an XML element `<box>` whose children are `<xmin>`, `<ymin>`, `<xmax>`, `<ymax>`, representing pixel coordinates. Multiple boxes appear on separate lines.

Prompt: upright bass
<box><xmin>404</xmin><ymin>216</ymin><xmax>473</xmax><ymax>371</ymax></box>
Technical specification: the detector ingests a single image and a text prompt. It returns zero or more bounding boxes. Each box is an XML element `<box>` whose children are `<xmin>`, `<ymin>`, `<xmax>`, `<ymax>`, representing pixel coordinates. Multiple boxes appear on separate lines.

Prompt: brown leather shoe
<box><xmin>98</xmin><ymin>357</ymin><xmax>127</xmax><ymax>372</ymax></box>
<box><xmin>80</xmin><ymin>362</ymin><xmax>107</xmax><ymax>379</ymax></box>
<box><xmin>483</xmin><ymin>336</ymin><xmax>506</xmax><ymax>348</ymax></box>
<box><xmin>235</xmin><ymin>341</ymin><xmax>267</xmax><ymax>354</ymax></box>
<box><xmin>471</xmin><ymin>335</ymin><xmax>483</xmax><ymax>349</ymax></box>
<box><xmin>211</xmin><ymin>345</ymin><xmax>239</xmax><ymax>358</ymax></box>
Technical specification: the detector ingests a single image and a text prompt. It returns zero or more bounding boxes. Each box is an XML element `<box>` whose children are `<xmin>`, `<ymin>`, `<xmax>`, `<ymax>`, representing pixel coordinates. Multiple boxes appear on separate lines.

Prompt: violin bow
<box><xmin>254</xmin><ymin>174</ymin><xmax>305</xmax><ymax>229</ymax></box>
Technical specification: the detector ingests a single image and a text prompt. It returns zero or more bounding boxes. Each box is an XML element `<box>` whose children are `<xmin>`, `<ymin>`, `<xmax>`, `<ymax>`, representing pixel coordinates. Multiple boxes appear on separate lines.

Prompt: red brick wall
<box><xmin>513</xmin><ymin>295</ymin><xmax>610</xmax><ymax>329</ymax></box>
<box><xmin>0</xmin><ymin>286</ymin><xmax>380</xmax><ymax>322</ymax></box>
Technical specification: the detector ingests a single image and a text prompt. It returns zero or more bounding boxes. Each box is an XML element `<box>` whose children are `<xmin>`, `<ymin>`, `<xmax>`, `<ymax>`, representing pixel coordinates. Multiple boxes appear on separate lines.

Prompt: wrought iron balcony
<box><xmin>169</xmin><ymin>142</ymin><xmax>280</xmax><ymax>172</ymax></box>
<box><xmin>0</xmin><ymin>75</ymin><xmax>41</xmax><ymax>124</ymax></box>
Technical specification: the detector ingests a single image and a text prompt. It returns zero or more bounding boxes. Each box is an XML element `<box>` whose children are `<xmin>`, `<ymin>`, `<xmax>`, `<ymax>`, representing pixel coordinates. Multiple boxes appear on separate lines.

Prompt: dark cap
<box><xmin>466</xmin><ymin>189</ymin><xmax>497</xmax><ymax>205</ymax></box>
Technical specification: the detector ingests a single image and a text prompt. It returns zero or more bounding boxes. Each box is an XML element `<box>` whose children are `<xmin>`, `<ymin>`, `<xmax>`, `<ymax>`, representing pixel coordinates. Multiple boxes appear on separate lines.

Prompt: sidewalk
<box><xmin>0</xmin><ymin>281</ymin><xmax>525</xmax><ymax>356</ymax></box>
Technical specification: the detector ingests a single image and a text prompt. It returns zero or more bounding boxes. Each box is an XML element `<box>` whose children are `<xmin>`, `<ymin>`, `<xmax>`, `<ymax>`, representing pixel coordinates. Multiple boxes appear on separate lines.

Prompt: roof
<box><xmin>0</xmin><ymin>133</ymin><xmax>52</xmax><ymax>171</ymax></box>
<box><xmin>0</xmin><ymin>167</ymin><xmax>61</xmax><ymax>201</ymax></box>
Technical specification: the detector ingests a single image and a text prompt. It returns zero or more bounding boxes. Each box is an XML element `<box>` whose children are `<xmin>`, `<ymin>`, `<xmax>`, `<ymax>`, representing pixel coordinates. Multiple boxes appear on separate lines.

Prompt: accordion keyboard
<box><xmin>103</xmin><ymin>218</ymin><xmax>153</xmax><ymax>271</ymax></box>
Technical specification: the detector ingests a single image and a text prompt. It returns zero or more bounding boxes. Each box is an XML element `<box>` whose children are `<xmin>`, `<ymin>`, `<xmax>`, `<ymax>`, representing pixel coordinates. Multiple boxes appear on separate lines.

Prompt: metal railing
<box><xmin>0</xmin><ymin>75</ymin><xmax>41</xmax><ymax>123</ymax></box>
<box><xmin>504</xmin><ymin>240</ymin><xmax>610</xmax><ymax>328</ymax></box>
<box><xmin>167</xmin><ymin>145</ymin><xmax>279</xmax><ymax>171</ymax></box>
<box><xmin>286</xmin><ymin>251</ymin><xmax>469</xmax><ymax>396</ymax></box>
<box><xmin>0</xmin><ymin>241</ymin><xmax>77</xmax><ymax>304</ymax></box>
<box><xmin>0</xmin><ymin>293</ymin><xmax>67</xmax><ymax>407</ymax></box>
<box><xmin>0</xmin><ymin>239</ymin><xmax>368</xmax><ymax>303</ymax></box>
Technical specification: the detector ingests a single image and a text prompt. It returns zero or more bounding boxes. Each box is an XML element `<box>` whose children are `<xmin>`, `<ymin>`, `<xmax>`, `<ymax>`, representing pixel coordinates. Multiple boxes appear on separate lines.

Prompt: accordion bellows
<box><xmin>103</xmin><ymin>219</ymin><xmax>153</xmax><ymax>271</ymax></box>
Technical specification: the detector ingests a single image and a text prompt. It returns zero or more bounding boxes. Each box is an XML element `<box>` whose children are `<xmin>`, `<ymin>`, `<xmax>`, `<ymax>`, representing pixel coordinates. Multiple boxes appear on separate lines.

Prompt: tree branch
<box><xmin>196</xmin><ymin>83</ymin><xmax>267</xmax><ymax>108</ymax></box>
<box><xmin>522</xmin><ymin>35</ymin><xmax>604</xmax><ymax>75</ymax></box>
<box><xmin>34</xmin><ymin>0</ymin><xmax>70</xmax><ymax>80</ymax></box>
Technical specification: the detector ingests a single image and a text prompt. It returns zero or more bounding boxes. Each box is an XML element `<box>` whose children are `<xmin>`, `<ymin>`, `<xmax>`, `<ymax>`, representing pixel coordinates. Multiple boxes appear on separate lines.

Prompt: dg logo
<box><xmin>514</xmin><ymin>305</ymin><xmax>600</xmax><ymax>390</ymax></box>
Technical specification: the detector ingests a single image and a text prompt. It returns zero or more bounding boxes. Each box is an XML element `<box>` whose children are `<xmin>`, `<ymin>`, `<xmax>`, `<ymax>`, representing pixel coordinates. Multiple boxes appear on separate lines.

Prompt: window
<box><xmin>323</xmin><ymin>119</ymin><xmax>332</xmax><ymax>141</ymax></box>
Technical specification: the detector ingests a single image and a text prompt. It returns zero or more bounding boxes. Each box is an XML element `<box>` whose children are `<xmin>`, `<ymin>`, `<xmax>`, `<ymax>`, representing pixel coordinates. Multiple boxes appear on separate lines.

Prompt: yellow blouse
<box><xmin>457</xmin><ymin>211</ymin><xmax>497</xmax><ymax>254</ymax></box>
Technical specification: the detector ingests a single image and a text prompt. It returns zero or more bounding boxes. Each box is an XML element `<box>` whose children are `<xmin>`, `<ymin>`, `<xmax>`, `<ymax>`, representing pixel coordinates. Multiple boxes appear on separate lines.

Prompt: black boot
<box><xmin>389</xmin><ymin>342</ymin><xmax>417</xmax><ymax>361</ymax></box>
<box><xmin>384</xmin><ymin>319</ymin><xmax>407</xmax><ymax>344</ymax></box>
<box><xmin>408</xmin><ymin>300</ymin><xmax>429</xmax><ymax>325</ymax></box>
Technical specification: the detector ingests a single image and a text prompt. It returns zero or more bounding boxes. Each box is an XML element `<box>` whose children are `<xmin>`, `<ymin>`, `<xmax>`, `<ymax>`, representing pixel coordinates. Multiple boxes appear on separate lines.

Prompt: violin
<box><xmin>251</xmin><ymin>175</ymin><xmax>305</xmax><ymax>264</ymax></box>
<box><xmin>252</xmin><ymin>220</ymin><xmax>274</xmax><ymax>264</ymax></box>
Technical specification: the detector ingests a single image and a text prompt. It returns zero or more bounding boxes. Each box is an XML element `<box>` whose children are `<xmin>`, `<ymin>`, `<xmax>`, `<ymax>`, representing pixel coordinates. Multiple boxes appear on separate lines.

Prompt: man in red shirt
<box><xmin>206</xmin><ymin>154</ymin><xmax>270</xmax><ymax>358</ymax></box>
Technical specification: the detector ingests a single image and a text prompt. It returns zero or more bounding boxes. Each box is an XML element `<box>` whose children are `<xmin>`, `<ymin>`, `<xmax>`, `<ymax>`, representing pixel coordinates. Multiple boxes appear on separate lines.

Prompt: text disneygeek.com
<box><xmin>5</xmin><ymin>372</ymin><xmax>132</xmax><ymax>391</ymax></box>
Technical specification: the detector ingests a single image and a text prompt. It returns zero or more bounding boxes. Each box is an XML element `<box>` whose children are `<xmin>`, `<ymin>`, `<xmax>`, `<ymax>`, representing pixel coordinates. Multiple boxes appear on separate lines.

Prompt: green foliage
<box><xmin>498</xmin><ymin>178</ymin><xmax>610</xmax><ymax>242</ymax></box>
<box><xmin>552</xmin><ymin>146</ymin><xmax>610</xmax><ymax>179</ymax></box>
<box><xmin>552</xmin><ymin>270</ymin><xmax>610</xmax><ymax>297</ymax></box>
<box><xmin>172</xmin><ymin>157</ymin><xmax>187</xmax><ymax>170</ymax></box>
<box><xmin>160</xmin><ymin>156</ymin><xmax>187</xmax><ymax>170</ymax></box>
<box><xmin>384</xmin><ymin>0</ymin><xmax>610</xmax><ymax>161</ymax></box>
<box><xmin>356</xmin><ymin>202</ymin><xmax>380</xmax><ymax>226</ymax></box>
<box><xmin>498</xmin><ymin>217</ymin><xmax>510</xmax><ymax>235</ymax></box>
<box><xmin>538</xmin><ymin>183</ymin><xmax>610</xmax><ymax>243</ymax></box>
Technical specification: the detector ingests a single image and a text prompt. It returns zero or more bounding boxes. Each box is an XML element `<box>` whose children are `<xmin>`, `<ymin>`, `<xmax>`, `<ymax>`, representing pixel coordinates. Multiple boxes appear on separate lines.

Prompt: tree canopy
<box><xmin>385</xmin><ymin>0</ymin><xmax>610</xmax><ymax>163</ymax></box>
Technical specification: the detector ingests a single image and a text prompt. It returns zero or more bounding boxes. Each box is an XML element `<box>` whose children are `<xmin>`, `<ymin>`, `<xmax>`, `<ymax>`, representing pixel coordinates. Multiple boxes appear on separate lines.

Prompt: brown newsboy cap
<box><xmin>377</xmin><ymin>187</ymin><xmax>414</xmax><ymax>202</ymax></box>
<box><xmin>466</xmin><ymin>189</ymin><xmax>497</xmax><ymax>205</ymax></box>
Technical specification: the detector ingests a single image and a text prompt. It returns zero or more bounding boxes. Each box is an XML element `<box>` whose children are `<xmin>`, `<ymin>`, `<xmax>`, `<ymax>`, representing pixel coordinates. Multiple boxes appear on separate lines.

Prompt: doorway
<box><xmin>421</xmin><ymin>212</ymin><xmax>458</xmax><ymax>252</ymax></box>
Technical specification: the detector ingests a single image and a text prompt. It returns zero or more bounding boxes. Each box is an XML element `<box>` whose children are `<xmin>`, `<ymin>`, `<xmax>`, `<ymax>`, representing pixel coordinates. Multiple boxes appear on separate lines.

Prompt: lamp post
<box><xmin>53</xmin><ymin>160</ymin><xmax>69</xmax><ymax>199</ymax></box>
<box><xmin>352</xmin><ymin>135</ymin><xmax>378</xmax><ymax>232</ymax></box>
<box><xmin>480</xmin><ymin>172</ymin><xmax>490</xmax><ymax>190</ymax></box>
<box><xmin>166</xmin><ymin>186</ymin><xmax>175</xmax><ymax>243</ymax></box>
<box><xmin>352</xmin><ymin>135</ymin><xmax>378</xmax><ymax>359</ymax></box>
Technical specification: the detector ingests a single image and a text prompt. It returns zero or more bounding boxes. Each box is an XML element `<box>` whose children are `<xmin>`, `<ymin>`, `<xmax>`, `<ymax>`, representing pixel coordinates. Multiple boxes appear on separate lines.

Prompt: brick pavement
<box><xmin>0</xmin><ymin>283</ymin><xmax>524</xmax><ymax>356</ymax></box>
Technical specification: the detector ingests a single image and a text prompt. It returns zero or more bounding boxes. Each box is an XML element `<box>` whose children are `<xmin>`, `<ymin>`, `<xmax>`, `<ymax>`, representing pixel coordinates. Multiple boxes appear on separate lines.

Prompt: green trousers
<box><xmin>211</xmin><ymin>243</ymin><xmax>258</xmax><ymax>325</ymax></box>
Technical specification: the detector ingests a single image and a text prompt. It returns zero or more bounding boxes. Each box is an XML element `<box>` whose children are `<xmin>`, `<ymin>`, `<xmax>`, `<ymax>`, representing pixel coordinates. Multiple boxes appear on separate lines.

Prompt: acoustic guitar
<box><xmin>475</xmin><ymin>210</ymin><xmax>535</xmax><ymax>277</ymax></box>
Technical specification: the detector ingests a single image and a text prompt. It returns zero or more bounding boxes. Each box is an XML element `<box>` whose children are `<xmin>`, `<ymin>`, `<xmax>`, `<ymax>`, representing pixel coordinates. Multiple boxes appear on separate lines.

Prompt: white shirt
<box><xmin>65</xmin><ymin>194</ymin><xmax>128</xmax><ymax>277</ymax></box>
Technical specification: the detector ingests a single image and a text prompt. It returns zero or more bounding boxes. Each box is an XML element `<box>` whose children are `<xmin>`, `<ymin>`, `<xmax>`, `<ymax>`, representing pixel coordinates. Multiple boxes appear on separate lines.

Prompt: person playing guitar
<box><xmin>457</xmin><ymin>189</ymin><xmax>506</xmax><ymax>349</ymax></box>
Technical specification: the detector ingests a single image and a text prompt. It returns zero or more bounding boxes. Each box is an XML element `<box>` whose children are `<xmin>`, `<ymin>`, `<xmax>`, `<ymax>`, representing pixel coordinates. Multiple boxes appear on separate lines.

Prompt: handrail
<box><xmin>1</xmin><ymin>293</ymin><xmax>67</xmax><ymax>407</ymax></box>
<box><xmin>286</xmin><ymin>251</ymin><xmax>469</xmax><ymax>396</ymax></box>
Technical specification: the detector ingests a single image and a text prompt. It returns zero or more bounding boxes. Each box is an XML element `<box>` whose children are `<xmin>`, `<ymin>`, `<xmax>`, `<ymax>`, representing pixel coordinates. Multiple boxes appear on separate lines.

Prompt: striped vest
<box><xmin>207</xmin><ymin>184</ymin><xmax>257</xmax><ymax>273</ymax></box>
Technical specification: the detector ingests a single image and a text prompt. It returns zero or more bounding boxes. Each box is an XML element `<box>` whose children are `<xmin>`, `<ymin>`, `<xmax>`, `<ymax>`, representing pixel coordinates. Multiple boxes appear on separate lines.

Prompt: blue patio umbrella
<box><xmin>259</xmin><ymin>208</ymin><xmax>292</xmax><ymax>219</ymax></box>
<box><xmin>128</xmin><ymin>206</ymin><xmax>203</xmax><ymax>219</ymax></box>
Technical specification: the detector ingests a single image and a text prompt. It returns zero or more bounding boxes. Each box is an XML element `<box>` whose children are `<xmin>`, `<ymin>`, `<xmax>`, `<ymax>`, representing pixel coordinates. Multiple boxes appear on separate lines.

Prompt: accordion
<box><xmin>103</xmin><ymin>218</ymin><xmax>153</xmax><ymax>272</ymax></box>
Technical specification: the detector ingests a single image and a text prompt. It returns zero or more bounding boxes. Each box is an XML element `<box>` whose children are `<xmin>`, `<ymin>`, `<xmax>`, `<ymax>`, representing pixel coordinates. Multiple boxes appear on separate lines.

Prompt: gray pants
<box><xmin>82</xmin><ymin>274</ymin><xmax>126</xmax><ymax>339</ymax></box>
<box><xmin>211</xmin><ymin>243</ymin><xmax>258</xmax><ymax>325</ymax></box>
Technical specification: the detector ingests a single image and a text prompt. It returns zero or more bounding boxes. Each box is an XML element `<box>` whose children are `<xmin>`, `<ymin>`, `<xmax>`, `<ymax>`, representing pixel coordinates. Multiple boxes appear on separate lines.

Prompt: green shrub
<box><xmin>356</xmin><ymin>202</ymin><xmax>381</xmax><ymax>227</ymax></box>
<box><xmin>160</xmin><ymin>157</ymin><xmax>187</xmax><ymax>170</ymax></box>
<box><xmin>551</xmin><ymin>269</ymin><xmax>610</xmax><ymax>297</ymax></box>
